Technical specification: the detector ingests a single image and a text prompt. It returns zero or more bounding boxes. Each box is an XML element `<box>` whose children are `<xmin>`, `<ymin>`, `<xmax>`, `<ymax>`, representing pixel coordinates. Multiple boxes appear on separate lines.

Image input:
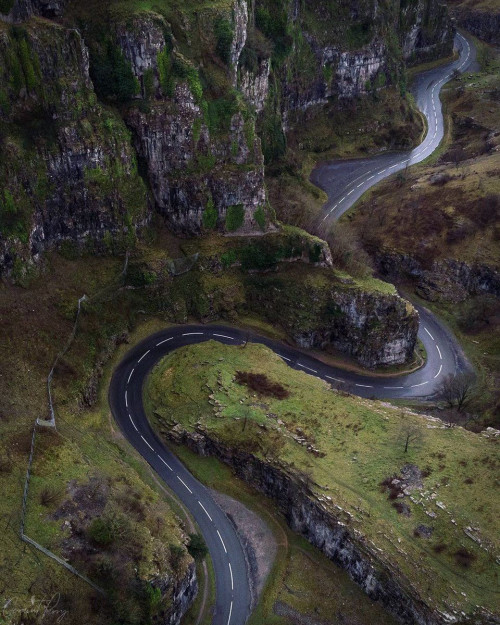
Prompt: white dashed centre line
<box><xmin>129</xmin><ymin>413</ymin><xmax>138</xmax><ymax>431</ymax></box>
<box><xmin>325</xmin><ymin>375</ymin><xmax>343</xmax><ymax>383</ymax></box>
<box><xmin>366</xmin><ymin>175</ymin><xmax>375</xmax><ymax>181</ymax></box>
<box><xmin>424</xmin><ymin>327</ymin><xmax>434</xmax><ymax>340</ymax></box>
<box><xmin>158</xmin><ymin>455</ymin><xmax>173</xmax><ymax>471</ymax></box>
<box><xmin>127</xmin><ymin>368</ymin><xmax>135</xmax><ymax>384</ymax></box>
<box><xmin>217</xmin><ymin>530</ymin><xmax>227</xmax><ymax>553</ymax></box>
<box><xmin>177</xmin><ymin>476</ymin><xmax>193</xmax><ymax>494</ymax></box>
<box><xmin>228</xmin><ymin>562</ymin><xmax>234</xmax><ymax>591</ymax></box>
<box><xmin>384</xmin><ymin>386</ymin><xmax>404</xmax><ymax>390</ymax></box>
<box><xmin>227</xmin><ymin>600</ymin><xmax>233</xmax><ymax>625</ymax></box>
<box><xmin>213</xmin><ymin>334</ymin><xmax>235</xmax><ymax>340</ymax></box>
<box><xmin>436</xmin><ymin>345</ymin><xmax>442</xmax><ymax>360</ymax></box>
<box><xmin>297</xmin><ymin>363</ymin><xmax>317</xmax><ymax>373</ymax></box>
<box><xmin>156</xmin><ymin>337</ymin><xmax>173</xmax><ymax>346</ymax></box>
<box><xmin>141</xmin><ymin>435</ymin><xmax>154</xmax><ymax>451</ymax></box>
<box><xmin>278</xmin><ymin>354</ymin><xmax>291</xmax><ymax>362</ymax></box>
<box><xmin>137</xmin><ymin>349</ymin><xmax>150</xmax><ymax>363</ymax></box>
<box><xmin>198</xmin><ymin>501</ymin><xmax>213</xmax><ymax>522</ymax></box>
<box><xmin>183</xmin><ymin>332</ymin><xmax>204</xmax><ymax>336</ymax></box>
<box><xmin>411</xmin><ymin>381</ymin><xmax>429</xmax><ymax>388</ymax></box>
<box><xmin>434</xmin><ymin>364</ymin><xmax>443</xmax><ymax>379</ymax></box>
<box><xmin>355</xmin><ymin>383</ymin><xmax>373</xmax><ymax>388</ymax></box>
<box><xmin>125</xmin><ymin>390</ymin><xmax>128</xmax><ymax>408</ymax></box>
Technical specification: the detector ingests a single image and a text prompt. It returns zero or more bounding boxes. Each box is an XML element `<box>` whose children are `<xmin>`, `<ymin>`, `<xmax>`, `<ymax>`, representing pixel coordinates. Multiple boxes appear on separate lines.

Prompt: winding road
<box><xmin>109</xmin><ymin>32</ymin><xmax>476</xmax><ymax>625</ymax></box>
<box><xmin>311</xmin><ymin>32</ymin><xmax>476</xmax><ymax>228</ymax></box>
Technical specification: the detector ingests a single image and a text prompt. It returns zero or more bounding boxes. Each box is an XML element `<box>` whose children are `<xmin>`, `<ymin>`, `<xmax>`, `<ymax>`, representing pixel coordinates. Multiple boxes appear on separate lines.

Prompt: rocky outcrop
<box><xmin>448</xmin><ymin>5</ymin><xmax>500</xmax><ymax>46</ymax></box>
<box><xmin>167</xmin><ymin>428</ymin><xmax>444</xmax><ymax>625</ymax></box>
<box><xmin>245</xmin><ymin>269</ymin><xmax>419</xmax><ymax>367</ymax></box>
<box><xmin>155</xmin><ymin>561</ymin><xmax>198</xmax><ymax>625</ymax></box>
<box><xmin>0</xmin><ymin>19</ymin><xmax>150</xmax><ymax>275</ymax></box>
<box><xmin>0</xmin><ymin>0</ymin><xmax>65</xmax><ymax>21</ymax></box>
<box><xmin>399</xmin><ymin>0</ymin><xmax>454</xmax><ymax>64</ymax></box>
<box><xmin>376</xmin><ymin>252</ymin><xmax>500</xmax><ymax>303</ymax></box>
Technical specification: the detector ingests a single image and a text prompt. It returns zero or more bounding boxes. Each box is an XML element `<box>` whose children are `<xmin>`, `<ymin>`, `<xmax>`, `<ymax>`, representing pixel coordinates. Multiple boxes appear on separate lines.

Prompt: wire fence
<box><xmin>18</xmin><ymin>248</ymin><xmax>200</xmax><ymax>594</ymax></box>
<box><xmin>18</xmin><ymin>252</ymin><xmax>132</xmax><ymax>594</ymax></box>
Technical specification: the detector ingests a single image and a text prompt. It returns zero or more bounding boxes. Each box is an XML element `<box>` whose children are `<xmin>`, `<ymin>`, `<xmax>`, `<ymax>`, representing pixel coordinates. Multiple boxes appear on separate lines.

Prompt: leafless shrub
<box><xmin>437</xmin><ymin>372</ymin><xmax>476</xmax><ymax>412</ymax></box>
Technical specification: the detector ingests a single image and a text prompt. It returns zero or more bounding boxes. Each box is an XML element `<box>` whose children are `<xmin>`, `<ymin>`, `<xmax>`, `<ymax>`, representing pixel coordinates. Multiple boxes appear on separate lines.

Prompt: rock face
<box><xmin>448</xmin><ymin>4</ymin><xmax>500</xmax><ymax>46</ymax></box>
<box><xmin>376</xmin><ymin>252</ymin><xmax>500</xmax><ymax>303</ymax></box>
<box><xmin>246</xmin><ymin>269</ymin><xmax>419</xmax><ymax>367</ymax></box>
<box><xmin>0</xmin><ymin>19</ymin><xmax>150</xmax><ymax>275</ymax></box>
<box><xmin>169</xmin><ymin>428</ymin><xmax>443</xmax><ymax>625</ymax></box>
<box><xmin>155</xmin><ymin>561</ymin><xmax>198</xmax><ymax>625</ymax></box>
<box><xmin>0</xmin><ymin>0</ymin><xmax>454</xmax><ymax>274</ymax></box>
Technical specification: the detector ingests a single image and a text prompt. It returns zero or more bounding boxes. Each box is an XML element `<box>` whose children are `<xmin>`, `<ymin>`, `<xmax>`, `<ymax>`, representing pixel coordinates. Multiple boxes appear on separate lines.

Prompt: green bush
<box><xmin>254</xmin><ymin>206</ymin><xmax>266</xmax><ymax>230</ymax></box>
<box><xmin>225</xmin><ymin>204</ymin><xmax>245</xmax><ymax>232</ymax></box>
<box><xmin>220</xmin><ymin>249</ymin><xmax>237</xmax><ymax>268</ymax></box>
<box><xmin>0</xmin><ymin>0</ymin><xmax>15</xmax><ymax>14</ymax></box>
<box><xmin>214</xmin><ymin>17</ymin><xmax>234</xmax><ymax>65</ymax></box>
<box><xmin>207</xmin><ymin>96</ymin><xmax>238</xmax><ymax>134</ymax></box>
<box><xmin>202</xmin><ymin>197</ymin><xmax>218</xmax><ymax>230</ymax></box>
<box><xmin>88</xmin><ymin>517</ymin><xmax>115</xmax><ymax>547</ymax></box>
<box><xmin>346</xmin><ymin>21</ymin><xmax>373</xmax><ymax>49</ymax></box>
<box><xmin>308</xmin><ymin>243</ymin><xmax>322</xmax><ymax>263</ymax></box>
<box><xmin>90</xmin><ymin>41</ymin><xmax>139</xmax><ymax>102</ymax></box>
<box><xmin>187</xmin><ymin>533</ymin><xmax>208</xmax><ymax>561</ymax></box>
<box><xmin>255</xmin><ymin>5</ymin><xmax>292</xmax><ymax>61</ymax></box>
<box><xmin>0</xmin><ymin>189</ymin><xmax>30</xmax><ymax>243</ymax></box>
<box><xmin>143</xmin><ymin>68</ymin><xmax>155</xmax><ymax>99</ymax></box>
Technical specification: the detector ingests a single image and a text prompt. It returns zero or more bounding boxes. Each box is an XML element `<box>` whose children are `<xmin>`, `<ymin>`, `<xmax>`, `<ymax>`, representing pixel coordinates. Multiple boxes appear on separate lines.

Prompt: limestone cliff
<box><xmin>0</xmin><ymin>18</ymin><xmax>150</xmax><ymax>276</ymax></box>
<box><xmin>0</xmin><ymin>0</ymin><xmax>453</xmax><ymax>274</ymax></box>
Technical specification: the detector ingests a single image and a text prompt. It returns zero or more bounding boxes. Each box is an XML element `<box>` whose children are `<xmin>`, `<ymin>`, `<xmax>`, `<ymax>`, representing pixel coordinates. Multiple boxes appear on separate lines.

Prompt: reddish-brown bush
<box><xmin>235</xmin><ymin>371</ymin><xmax>290</xmax><ymax>400</ymax></box>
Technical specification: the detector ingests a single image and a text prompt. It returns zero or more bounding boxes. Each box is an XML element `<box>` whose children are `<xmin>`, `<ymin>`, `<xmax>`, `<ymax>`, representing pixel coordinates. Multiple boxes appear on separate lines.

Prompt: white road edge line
<box><xmin>434</xmin><ymin>364</ymin><xmax>443</xmax><ymax>379</ymax></box>
<box><xmin>156</xmin><ymin>337</ymin><xmax>173</xmax><ymax>346</ymax></box>
<box><xmin>141</xmin><ymin>435</ymin><xmax>154</xmax><ymax>451</ymax></box>
<box><xmin>157</xmin><ymin>455</ymin><xmax>173</xmax><ymax>471</ymax></box>
<box><xmin>127</xmin><ymin>368</ymin><xmax>135</xmax><ymax>384</ymax></box>
<box><xmin>213</xmin><ymin>334</ymin><xmax>235</xmax><ymax>340</ymax></box>
<box><xmin>137</xmin><ymin>349</ymin><xmax>150</xmax><ymax>363</ymax></box>
<box><xmin>228</xmin><ymin>562</ymin><xmax>234</xmax><ymax>591</ymax></box>
<box><xmin>217</xmin><ymin>530</ymin><xmax>227</xmax><ymax>553</ymax></box>
<box><xmin>177</xmin><ymin>476</ymin><xmax>193</xmax><ymax>494</ymax></box>
<box><xmin>424</xmin><ymin>327</ymin><xmax>434</xmax><ymax>340</ymax></box>
<box><xmin>436</xmin><ymin>345</ymin><xmax>442</xmax><ymax>360</ymax></box>
<box><xmin>198</xmin><ymin>501</ymin><xmax>213</xmax><ymax>522</ymax></box>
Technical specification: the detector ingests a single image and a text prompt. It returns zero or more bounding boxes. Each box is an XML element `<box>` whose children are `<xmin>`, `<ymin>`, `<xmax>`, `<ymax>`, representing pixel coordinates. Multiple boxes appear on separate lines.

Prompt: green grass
<box><xmin>0</xmin><ymin>253</ymin><xmax>196</xmax><ymax>625</ymax></box>
<box><xmin>166</xmin><ymin>446</ymin><xmax>398</xmax><ymax>625</ymax></box>
<box><xmin>146</xmin><ymin>340</ymin><xmax>500</xmax><ymax>618</ymax></box>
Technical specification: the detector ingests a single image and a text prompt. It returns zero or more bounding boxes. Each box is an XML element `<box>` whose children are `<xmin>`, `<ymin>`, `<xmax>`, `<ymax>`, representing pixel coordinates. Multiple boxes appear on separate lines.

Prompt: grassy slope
<box><xmin>171</xmin><ymin>445</ymin><xmax>398</xmax><ymax>625</ymax></box>
<box><xmin>0</xmin><ymin>231</ymin><xmax>401</xmax><ymax>624</ymax></box>
<box><xmin>0</xmin><ymin>253</ymin><xmax>194</xmax><ymax>624</ymax></box>
<box><xmin>147</xmin><ymin>341</ymin><xmax>500</xmax><ymax>619</ymax></box>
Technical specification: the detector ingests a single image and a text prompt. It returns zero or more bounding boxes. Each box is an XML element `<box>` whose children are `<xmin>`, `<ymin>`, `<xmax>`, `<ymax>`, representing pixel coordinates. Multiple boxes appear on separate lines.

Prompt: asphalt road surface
<box><xmin>109</xmin><ymin>33</ymin><xmax>476</xmax><ymax>625</ymax></box>
<box><xmin>311</xmin><ymin>32</ymin><xmax>477</xmax><ymax>230</ymax></box>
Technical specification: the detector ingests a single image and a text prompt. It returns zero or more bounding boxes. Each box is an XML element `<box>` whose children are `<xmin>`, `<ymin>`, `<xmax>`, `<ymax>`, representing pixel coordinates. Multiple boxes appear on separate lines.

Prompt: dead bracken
<box><xmin>235</xmin><ymin>371</ymin><xmax>290</xmax><ymax>400</ymax></box>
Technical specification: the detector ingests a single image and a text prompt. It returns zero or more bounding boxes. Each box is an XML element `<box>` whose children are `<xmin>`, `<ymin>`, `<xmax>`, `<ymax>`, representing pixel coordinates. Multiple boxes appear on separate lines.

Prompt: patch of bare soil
<box><xmin>210</xmin><ymin>490</ymin><xmax>277</xmax><ymax>607</ymax></box>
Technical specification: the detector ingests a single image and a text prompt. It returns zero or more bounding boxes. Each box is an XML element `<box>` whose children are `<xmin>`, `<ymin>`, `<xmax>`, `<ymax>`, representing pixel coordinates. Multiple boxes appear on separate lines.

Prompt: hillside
<box><xmin>146</xmin><ymin>340</ymin><xmax>500</xmax><ymax>623</ymax></box>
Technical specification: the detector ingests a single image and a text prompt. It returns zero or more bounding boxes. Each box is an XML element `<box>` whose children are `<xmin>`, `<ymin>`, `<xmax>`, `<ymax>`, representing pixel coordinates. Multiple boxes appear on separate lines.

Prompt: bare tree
<box><xmin>437</xmin><ymin>372</ymin><xmax>475</xmax><ymax>412</ymax></box>
<box><xmin>397</xmin><ymin>412</ymin><xmax>424</xmax><ymax>453</ymax></box>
